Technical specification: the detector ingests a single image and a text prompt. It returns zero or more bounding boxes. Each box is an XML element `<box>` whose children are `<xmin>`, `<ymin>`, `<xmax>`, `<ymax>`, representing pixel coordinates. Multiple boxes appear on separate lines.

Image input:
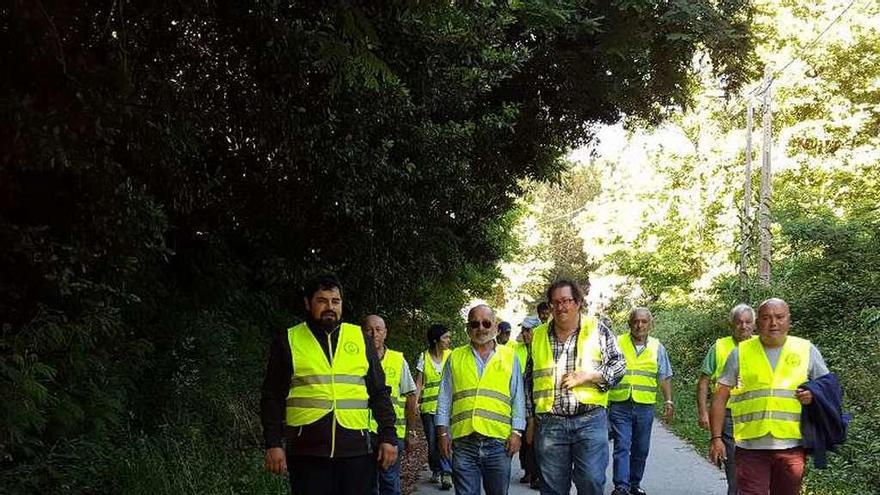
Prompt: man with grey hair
<box><xmin>436</xmin><ymin>304</ymin><xmax>525</xmax><ymax>495</ymax></box>
<box><xmin>709</xmin><ymin>298</ymin><xmax>830</xmax><ymax>495</ymax></box>
<box><xmin>696</xmin><ymin>303</ymin><xmax>755</xmax><ymax>495</ymax></box>
<box><xmin>608</xmin><ymin>307</ymin><xmax>673</xmax><ymax>495</ymax></box>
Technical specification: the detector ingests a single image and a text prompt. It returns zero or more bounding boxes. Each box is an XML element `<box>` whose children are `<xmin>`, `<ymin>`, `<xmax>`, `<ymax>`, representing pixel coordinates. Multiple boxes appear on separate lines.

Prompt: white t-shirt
<box><xmin>415</xmin><ymin>351</ymin><xmax>445</xmax><ymax>376</ymax></box>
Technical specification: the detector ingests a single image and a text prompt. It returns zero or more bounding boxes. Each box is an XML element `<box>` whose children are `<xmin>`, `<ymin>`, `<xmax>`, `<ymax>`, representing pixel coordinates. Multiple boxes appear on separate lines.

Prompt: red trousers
<box><xmin>735</xmin><ymin>447</ymin><xmax>806</xmax><ymax>495</ymax></box>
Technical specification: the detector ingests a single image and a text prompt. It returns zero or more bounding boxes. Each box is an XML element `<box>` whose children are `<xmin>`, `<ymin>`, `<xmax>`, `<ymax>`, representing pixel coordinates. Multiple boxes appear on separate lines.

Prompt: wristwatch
<box><xmin>511</xmin><ymin>430</ymin><xmax>523</xmax><ymax>437</ymax></box>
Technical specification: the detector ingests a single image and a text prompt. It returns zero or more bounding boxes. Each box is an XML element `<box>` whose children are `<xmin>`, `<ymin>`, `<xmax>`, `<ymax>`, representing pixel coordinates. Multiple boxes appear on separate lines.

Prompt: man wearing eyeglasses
<box><xmin>525</xmin><ymin>279</ymin><xmax>626</xmax><ymax>495</ymax></box>
<box><xmin>435</xmin><ymin>304</ymin><xmax>526</xmax><ymax>495</ymax></box>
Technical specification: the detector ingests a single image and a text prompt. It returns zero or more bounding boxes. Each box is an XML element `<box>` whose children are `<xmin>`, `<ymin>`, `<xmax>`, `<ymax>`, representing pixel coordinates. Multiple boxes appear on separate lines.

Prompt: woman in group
<box><xmin>414</xmin><ymin>324</ymin><xmax>453</xmax><ymax>490</ymax></box>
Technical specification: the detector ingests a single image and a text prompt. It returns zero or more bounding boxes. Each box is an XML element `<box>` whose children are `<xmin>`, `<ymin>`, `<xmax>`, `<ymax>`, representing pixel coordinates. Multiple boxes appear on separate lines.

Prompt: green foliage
<box><xmin>650</xmin><ymin>165</ymin><xmax>880</xmax><ymax>494</ymax></box>
<box><xmin>1</xmin><ymin>0</ymin><xmax>753</xmax><ymax>491</ymax></box>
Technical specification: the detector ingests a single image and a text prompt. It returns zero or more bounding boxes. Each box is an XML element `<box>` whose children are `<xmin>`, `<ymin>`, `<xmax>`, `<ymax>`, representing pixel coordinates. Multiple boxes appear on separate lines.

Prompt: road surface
<box><xmin>411</xmin><ymin>422</ymin><xmax>728</xmax><ymax>495</ymax></box>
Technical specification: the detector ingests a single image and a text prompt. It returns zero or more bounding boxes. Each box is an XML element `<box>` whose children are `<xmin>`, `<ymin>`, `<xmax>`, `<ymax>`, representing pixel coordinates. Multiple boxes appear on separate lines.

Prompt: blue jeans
<box><xmin>421</xmin><ymin>413</ymin><xmax>452</xmax><ymax>475</ymax></box>
<box><xmin>452</xmin><ymin>434</ymin><xmax>512</xmax><ymax>495</ymax></box>
<box><xmin>609</xmin><ymin>401</ymin><xmax>655</xmax><ymax>491</ymax></box>
<box><xmin>374</xmin><ymin>439</ymin><xmax>405</xmax><ymax>495</ymax></box>
<box><xmin>536</xmin><ymin>408</ymin><xmax>608</xmax><ymax>495</ymax></box>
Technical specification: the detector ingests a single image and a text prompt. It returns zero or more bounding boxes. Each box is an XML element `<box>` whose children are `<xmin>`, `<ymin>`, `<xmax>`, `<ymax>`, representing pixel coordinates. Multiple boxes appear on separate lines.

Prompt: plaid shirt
<box><xmin>525</xmin><ymin>317</ymin><xmax>626</xmax><ymax>416</ymax></box>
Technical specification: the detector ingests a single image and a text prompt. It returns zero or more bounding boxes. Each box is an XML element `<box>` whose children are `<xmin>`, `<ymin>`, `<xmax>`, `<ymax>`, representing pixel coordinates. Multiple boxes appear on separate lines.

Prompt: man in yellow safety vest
<box><xmin>260</xmin><ymin>275</ymin><xmax>397</xmax><ymax>494</ymax></box>
<box><xmin>608</xmin><ymin>307</ymin><xmax>674</xmax><ymax>495</ymax></box>
<box><xmin>436</xmin><ymin>304</ymin><xmax>525</xmax><ymax>495</ymax></box>
<box><xmin>515</xmin><ymin>316</ymin><xmax>541</xmax><ymax>489</ymax></box>
<box><xmin>496</xmin><ymin>321</ymin><xmax>512</xmax><ymax>345</ymax></box>
<box><xmin>414</xmin><ymin>323</ymin><xmax>453</xmax><ymax>489</ymax></box>
<box><xmin>525</xmin><ymin>279</ymin><xmax>626</xmax><ymax>495</ymax></box>
<box><xmin>696</xmin><ymin>303</ymin><xmax>755</xmax><ymax>495</ymax></box>
<box><xmin>363</xmin><ymin>314</ymin><xmax>418</xmax><ymax>495</ymax></box>
<box><xmin>709</xmin><ymin>298</ymin><xmax>830</xmax><ymax>495</ymax></box>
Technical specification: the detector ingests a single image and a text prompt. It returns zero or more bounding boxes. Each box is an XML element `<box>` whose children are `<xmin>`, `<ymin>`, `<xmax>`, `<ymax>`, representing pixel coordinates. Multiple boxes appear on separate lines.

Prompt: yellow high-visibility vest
<box><xmin>729</xmin><ymin>336</ymin><xmax>810</xmax><ymax>442</ymax></box>
<box><xmin>369</xmin><ymin>349</ymin><xmax>407</xmax><ymax>438</ymax></box>
<box><xmin>513</xmin><ymin>341</ymin><xmax>528</xmax><ymax>372</ymax></box>
<box><xmin>449</xmin><ymin>344</ymin><xmax>515</xmax><ymax>440</ymax></box>
<box><xmin>610</xmin><ymin>334</ymin><xmax>659</xmax><ymax>404</ymax></box>
<box><xmin>531</xmin><ymin>317</ymin><xmax>607</xmax><ymax>411</ymax></box>
<box><xmin>712</xmin><ymin>336</ymin><xmax>736</xmax><ymax>390</ymax></box>
<box><xmin>285</xmin><ymin>322</ymin><xmax>370</xmax><ymax>436</ymax></box>
<box><xmin>419</xmin><ymin>349</ymin><xmax>451</xmax><ymax>414</ymax></box>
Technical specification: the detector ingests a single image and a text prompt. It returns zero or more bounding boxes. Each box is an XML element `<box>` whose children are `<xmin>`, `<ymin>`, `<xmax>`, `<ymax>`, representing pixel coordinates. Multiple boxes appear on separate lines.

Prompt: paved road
<box><xmin>412</xmin><ymin>422</ymin><xmax>728</xmax><ymax>495</ymax></box>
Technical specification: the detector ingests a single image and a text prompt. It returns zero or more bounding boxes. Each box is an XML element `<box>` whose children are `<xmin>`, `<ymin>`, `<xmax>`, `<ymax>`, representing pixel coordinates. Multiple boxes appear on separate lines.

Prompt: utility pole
<box><xmin>758</xmin><ymin>66</ymin><xmax>773</xmax><ymax>286</ymax></box>
<box><xmin>739</xmin><ymin>99</ymin><xmax>754</xmax><ymax>290</ymax></box>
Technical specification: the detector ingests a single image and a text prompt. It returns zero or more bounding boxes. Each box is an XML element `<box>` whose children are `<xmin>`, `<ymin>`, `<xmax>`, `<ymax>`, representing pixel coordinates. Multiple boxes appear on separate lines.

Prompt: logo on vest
<box><xmin>344</xmin><ymin>342</ymin><xmax>359</xmax><ymax>354</ymax></box>
<box><xmin>387</xmin><ymin>367</ymin><xmax>397</xmax><ymax>379</ymax></box>
<box><xmin>784</xmin><ymin>353</ymin><xmax>801</xmax><ymax>367</ymax></box>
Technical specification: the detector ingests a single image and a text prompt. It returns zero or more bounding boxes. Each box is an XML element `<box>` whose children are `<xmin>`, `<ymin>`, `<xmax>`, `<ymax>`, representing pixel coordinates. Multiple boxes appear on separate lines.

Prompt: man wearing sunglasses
<box><xmin>435</xmin><ymin>304</ymin><xmax>526</xmax><ymax>495</ymax></box>
<box><xmin>526</xmin><ymin>279</ymin><xmax>626</xmax><ymax>495</ymax></box>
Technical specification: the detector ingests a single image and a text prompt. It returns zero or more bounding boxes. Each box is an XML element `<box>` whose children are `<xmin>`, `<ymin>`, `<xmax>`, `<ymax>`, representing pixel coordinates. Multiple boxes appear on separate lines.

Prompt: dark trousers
<box><xmin>288</xmin><ymin>454</ymin><xmax>376</xmax><ymax>495</ymax></box>
<box><xmin>721</xmin><ymin>410</ymin><xmax>737</xmax><ymax>495</ymax></box>
<box><xmin>519</xmin><ymin>441</ymin><xmax>534</xmax><ymax>476</ymax></box>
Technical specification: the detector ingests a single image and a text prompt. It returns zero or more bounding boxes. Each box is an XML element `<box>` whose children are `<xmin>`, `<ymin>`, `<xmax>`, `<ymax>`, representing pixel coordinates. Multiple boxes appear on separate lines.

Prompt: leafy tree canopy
<box><xmin>0</xmin><ymin>0</ymin><xmax>753</xmax><ymax>486</ymax></box>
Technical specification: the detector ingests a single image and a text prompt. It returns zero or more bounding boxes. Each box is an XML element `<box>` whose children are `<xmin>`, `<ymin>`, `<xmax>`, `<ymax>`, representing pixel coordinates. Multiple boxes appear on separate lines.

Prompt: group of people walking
<box><xmin>260</xmin><ymin>275</ymin><xmax>839</xmax><ymax>495</ymax></box>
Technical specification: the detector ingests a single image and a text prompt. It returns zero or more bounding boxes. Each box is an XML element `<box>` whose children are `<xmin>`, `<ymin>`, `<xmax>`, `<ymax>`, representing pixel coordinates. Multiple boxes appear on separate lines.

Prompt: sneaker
<box><xmin>611</xmin><ymin>488</ymin><xmax>630</xmax><ymax>495</ymax></box>
<box><xmin>429</xmin><ymin>473</ymin><xmax>440</xmax><ymax>484</ymax></box>
<box><xmin>630</xmin><ymin>488</ymin><xmax>647</xmax><ymax>495</ymax></box>
<box><xmin>440</xmin><ymin>473</ymin><xmax>452</xmax><ymax>490</ymax></box>
<box><xmin>529</xmin><ymin>477</ymin><xmax>540</xmax><ymax>490</ymax></box>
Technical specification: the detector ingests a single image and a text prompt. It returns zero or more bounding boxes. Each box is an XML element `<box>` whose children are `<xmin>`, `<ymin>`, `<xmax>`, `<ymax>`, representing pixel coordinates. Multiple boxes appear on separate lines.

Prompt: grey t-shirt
<box><xmin>718</xmin><ymin>340</ymin><xmax>829</xmax><ymax>449</ymax></box>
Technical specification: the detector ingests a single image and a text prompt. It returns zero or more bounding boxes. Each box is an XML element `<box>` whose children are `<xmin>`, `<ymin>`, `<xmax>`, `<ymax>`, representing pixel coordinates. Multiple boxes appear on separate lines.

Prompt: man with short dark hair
<box><xmin>536</xmin><ymin>302</ymin><xmax>551</xmax><ymax>324</ymax></box>
<box><xmin>526</xmin><ymin>279</ymin><xmax>626</xmax><ymax>495</ymax></box>
<box><xmin>709</xmin><ymin>298</ymin><xmax>830</xmax><ymax>495</ymax></box>
<box><xmin>497</xmin><ymin>321</ymin><xmax>512</xmax><ymax>345</ymax></box>
<box><xmin>517</xmin><ymin>316</ymin><xmax>542</xmax><ymax>489</ymax></box>
<box><xmin>260</xmin><ymin>275</ymin><xmax>398</xmax><ymax>494</ymax></box>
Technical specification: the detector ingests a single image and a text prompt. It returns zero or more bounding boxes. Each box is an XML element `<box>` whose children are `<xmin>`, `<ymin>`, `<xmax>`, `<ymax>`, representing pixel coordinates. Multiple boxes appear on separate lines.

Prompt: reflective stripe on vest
<box><xmin>531</xmin><ymin>317</ymin><xmax>607</xmax><ymax>412</ymax></box>
<box><xmin>730</xmin><ymin>335</ymin><xmax>810</xmax><ymax>443</ymax></box>
<box><xmin>419</xmin><ymin>349</ymin><xmax>451</xmax><ymax>414</ymax></box>
<box><xmin>285</xmin><ymin>322</ymin><xmax>370</xmax><ymax>434</ymax></box>
<box><xmin>369</xmin><ymin>349</ymin><xmax>407</xmax><ymax>438</ymax></box>
<box><xmin>449</xmin><ymin>344</ymin><xmax>515</xmax><ymax>440</ymax></box>
<box><xmin>610</xmin><ymin>334</ymin><xmax>659</xmax><ymax>404</ymax></box>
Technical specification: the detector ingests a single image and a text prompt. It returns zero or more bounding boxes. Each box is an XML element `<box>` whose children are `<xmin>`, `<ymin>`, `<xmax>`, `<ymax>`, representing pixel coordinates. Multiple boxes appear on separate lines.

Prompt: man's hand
<box><xmin>796</xmin><ymin>388</ymin><xmax>813</xmax><ymax>405</ymax></box>
<box><xmin>561</xmin><ymin>370</ymin><xmax>601</xmax><ymax>390</ymax></box>
<box><xmin>439</xmin><ymin>432</ymin><xmax>452</xmax><ymax>459</ymax></box>
<box><xmin>708</xmin><ymin>437</ymin><xmax>726</xmax><ymax>467</ymax></box>
<box><xmin>525</xmin><ymin>417</ymin><xmax>535</xmax><ymax>446</ymax></box>
<box><xmin>377</xmin><ymin>442</ymin><xmax>398</xmax><ymax>471</ymax></box>
<box><xmin>505</xmin><ymin>433</ymin><xmax>522</xmax><ymax>456</ymax></box>
<box><xmin>698</xmin><ymin>411</ymin><xmax>710</xmax><ymax>430</ymax></box>
<box><xmin>265</xmin><ymin>447</ymin><xmax>287</xmax><ymax>475</ymax></box>
<box><xmin>663</xmin><ymin>401</ymin><xmax>674</xmax><ymax>423</ymax></box>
